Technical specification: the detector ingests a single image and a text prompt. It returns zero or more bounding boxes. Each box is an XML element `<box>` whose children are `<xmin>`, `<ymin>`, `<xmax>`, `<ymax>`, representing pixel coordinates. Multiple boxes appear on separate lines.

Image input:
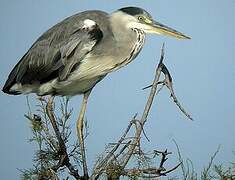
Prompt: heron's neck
<box><xmin>109</xmin><ymin>14</ymin><xmax>146</xmax><ymax>68</ymax></box>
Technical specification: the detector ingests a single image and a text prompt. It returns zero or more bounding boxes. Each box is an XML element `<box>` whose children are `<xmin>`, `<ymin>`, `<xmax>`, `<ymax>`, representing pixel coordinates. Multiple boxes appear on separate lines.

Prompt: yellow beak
<box><xmin>150</xmin><ymin>20</ymin><xmax>191</xmax><ymax>39</ymax></box>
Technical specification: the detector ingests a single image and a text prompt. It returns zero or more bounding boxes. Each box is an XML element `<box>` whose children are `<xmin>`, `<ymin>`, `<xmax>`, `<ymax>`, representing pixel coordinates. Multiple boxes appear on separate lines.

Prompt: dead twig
<box><xmin>142</xmin><ymin>51</ymin><xmax>193</xmax><ymax>121</ymax></box>
<box><xmin>120</xmin><ymin>149</ymin><xmax>182</xmax><ymax>178</ymax></box>
<box><xmin>91</xmin><ymin>114</ymin><xmax>138</xmax><ymax>178</ymax></box>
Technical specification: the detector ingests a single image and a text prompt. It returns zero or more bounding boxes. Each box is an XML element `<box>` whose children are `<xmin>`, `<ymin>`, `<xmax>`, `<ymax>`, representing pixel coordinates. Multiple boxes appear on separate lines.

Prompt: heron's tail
<box><xmin>2</xmin><ymin>58</ymin><xmax>24</xmax><ymax>95</ymax></box>
<box><xmin>2</xmin><ymin>74</ymin><xmax>22</xmax><ymax>95</ymax></box>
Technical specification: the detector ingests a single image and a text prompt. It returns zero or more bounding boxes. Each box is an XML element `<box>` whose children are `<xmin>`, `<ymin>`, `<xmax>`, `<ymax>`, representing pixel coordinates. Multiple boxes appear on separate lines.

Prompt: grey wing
<box><xmin>2</xmin><ymin>11</ymin><xmax>106</xmax><ymax>95</ymax></box>
<box><xmin>58</xmin><ymin>26</ymin><xmax>103</xmax><ymax>81</ymax></box>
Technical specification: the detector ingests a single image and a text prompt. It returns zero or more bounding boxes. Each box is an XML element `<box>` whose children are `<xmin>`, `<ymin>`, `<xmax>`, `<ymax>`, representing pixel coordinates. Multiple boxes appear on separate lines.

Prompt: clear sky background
<box><xmin>0</xmin><ymin>0</ymin><xmax>235</xmax><ymax>179</ymax></box>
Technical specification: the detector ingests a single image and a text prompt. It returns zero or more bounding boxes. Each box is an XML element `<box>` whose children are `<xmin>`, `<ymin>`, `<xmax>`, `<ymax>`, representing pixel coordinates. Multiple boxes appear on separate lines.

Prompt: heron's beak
<box><xmin>149</xmin><ymin>20</ymin><xmax>191</xmax><ymax>39</ymax></box>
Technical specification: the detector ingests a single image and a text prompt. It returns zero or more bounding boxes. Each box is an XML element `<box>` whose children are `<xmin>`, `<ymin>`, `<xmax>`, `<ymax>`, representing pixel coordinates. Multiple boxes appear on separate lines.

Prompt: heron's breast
<box><xmin>68</xmin><ymin>54</ymin><xmax>114</xmax><ymax>80</ymax></box>
<box><xmin>65</xmin><ymin>30</ymin><xmax>145</xmax><ymax>82</ymax></box>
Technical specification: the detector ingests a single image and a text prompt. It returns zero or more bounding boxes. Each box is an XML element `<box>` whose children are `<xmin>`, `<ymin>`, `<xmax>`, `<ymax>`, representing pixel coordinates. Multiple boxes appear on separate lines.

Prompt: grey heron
<box><xmin>2</xmin><ymin>7</ymin><xmax>190</xmax><ymax>177</ymax></box>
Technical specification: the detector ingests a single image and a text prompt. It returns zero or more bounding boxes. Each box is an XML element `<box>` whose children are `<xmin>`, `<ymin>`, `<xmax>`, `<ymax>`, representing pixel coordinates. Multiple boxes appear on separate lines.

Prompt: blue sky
<box><xmin>0</xmin><ymin>0</ymin><xmax>235</xmax><ymax>179</ymax></box>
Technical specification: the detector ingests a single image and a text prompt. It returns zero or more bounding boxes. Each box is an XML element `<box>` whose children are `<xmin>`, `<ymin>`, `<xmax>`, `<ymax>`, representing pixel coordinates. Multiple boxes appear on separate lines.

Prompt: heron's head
<box><xmin>115</xmin><ymin>7</ymin><xmax>190</xmax><ymax>39</ymax></box>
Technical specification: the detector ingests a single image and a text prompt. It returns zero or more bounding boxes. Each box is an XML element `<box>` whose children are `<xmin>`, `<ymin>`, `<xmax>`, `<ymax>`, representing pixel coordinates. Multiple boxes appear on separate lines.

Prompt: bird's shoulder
<box><xmin>37</xmin><ymin>10</ymin><xmax>109</xmax><ymax>45</ymax></box>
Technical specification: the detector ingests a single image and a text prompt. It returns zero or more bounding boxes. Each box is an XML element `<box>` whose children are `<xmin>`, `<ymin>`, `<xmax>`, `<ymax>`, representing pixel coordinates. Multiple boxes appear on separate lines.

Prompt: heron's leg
<box><xmin>77</xmin><ymin>90</ymin><xmax>91</xmax><ymax>178</ymax></box>
<box><xmin>46</xmin><ymin>96</ymin><xmax>67</xmax><ymax>156</ymax></box>
<box><xmin>46</xmin><ymin>96</ymin><xmax>62</xmax><ymax>144</ymax></box>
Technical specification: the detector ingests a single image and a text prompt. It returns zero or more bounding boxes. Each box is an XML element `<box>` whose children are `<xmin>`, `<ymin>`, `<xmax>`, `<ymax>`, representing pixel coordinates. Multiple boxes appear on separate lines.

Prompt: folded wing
<box><xmin>2</xmin><ymin>11</ymin><xmax>105</xmax><ymax>95</ymax></box>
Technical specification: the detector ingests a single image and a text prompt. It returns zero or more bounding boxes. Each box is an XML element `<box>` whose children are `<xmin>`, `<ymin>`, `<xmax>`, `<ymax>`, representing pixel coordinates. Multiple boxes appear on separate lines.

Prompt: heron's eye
<box><xmin>138</xmin><ymin>16</ymin><xmax>144</xmax><ymax>21</ymax></box>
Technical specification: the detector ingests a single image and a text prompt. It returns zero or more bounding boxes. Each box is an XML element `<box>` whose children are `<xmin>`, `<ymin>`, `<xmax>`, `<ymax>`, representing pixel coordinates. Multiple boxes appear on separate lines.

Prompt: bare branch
<box><xmin>142</xmin><ymin>46</ymin><xmax>193</xmax><ymax>121</ymax></box>
<box><xmin>161</xmin><ymin>64</ymin><xmax>193</xmax><ymax>120</ymax></box>
<box><xmin>119</xmin><ymin>43</ymin><xmax>166</xmax><ymax>168</ymax></box>
<box><xmin>120</xmin><ymin>150</ymin><xmax>182</xmax><ymax>178</ymax></box>
<box><xmin>91</xmin><ymin>114</ymin><xmax>137</xmax><ymax>178</ymax></box>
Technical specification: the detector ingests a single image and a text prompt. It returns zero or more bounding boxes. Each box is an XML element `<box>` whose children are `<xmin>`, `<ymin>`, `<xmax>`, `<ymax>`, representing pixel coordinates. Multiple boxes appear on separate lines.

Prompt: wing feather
<box><xmin>2</xmin><ymin>11</ymin><xmax>106</xmax><ymax>94</ymax></box>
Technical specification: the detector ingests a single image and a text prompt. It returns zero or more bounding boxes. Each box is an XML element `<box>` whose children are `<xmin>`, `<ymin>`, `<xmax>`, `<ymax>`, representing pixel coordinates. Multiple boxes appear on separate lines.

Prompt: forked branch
<box><xmin>91</xmin><ymin>43</ymin><xmax>185</xmax><ymax>179</ymax></box>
